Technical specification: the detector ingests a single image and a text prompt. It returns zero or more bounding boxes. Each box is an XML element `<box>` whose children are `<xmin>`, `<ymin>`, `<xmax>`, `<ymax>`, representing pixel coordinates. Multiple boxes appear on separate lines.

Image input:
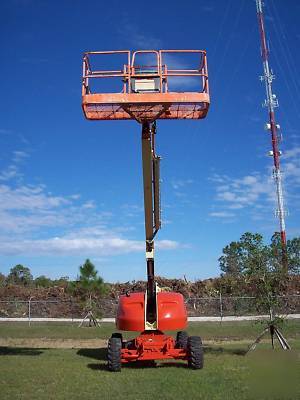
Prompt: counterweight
<box><xmin>256</xmin><ymin>0</ymin><xmax>288</xmax><ymax>269</ymax></box>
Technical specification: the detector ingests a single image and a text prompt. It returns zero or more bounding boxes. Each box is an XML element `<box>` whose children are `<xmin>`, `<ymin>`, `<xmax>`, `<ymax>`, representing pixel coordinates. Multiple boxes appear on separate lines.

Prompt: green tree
<box><xmin>219</xmin><ymin>231</ymin><xmax>300</xmax><ymax>277</ymax></box>
<box><xmin>35</xmin><ymin>275</ymin><xmax>53</xmax><ymax>288</ymax></box>
<box><xmin>269</xmin><ymin>233</ymin><xmax>284</xmax><ymax>273</ymax></box>
<box><xmin>53</xmin><ymin>276</ymin><xmax>69</xmax><ymax>289</ymax></box>
<box><xmin>77</xmin><ymin>259</ymin><xmax>107</xmax><ymax>298</ymax></box>
<box><xmin>270</xmin><ymin>232</ymin><xmax>300</xmax><ymax>275</ymax></box>
<box><xmin>219</xmin><ymin>232</ymin><xmax>289</xmax><ymax>318</ymax></box>
<box><xmin>287</xmin><ymin>237</ymin><xmax>300</xmax><ymax>275</ymax></box>
<box><xmin>7</xmin><ymin>264</ymin><xmax>33</xmax><ymax>286</ymax></box>
<box><xmin>219</xmin><ymin>241</ymin><xmax>244</xmax><ymax>276</ymax></box>
<box><xmin>219</xmin><ymin>232</ymin><xmax>268</xmax><ymax>276</ymax></box>
<box><xmin>0</xmin><ymin>272</ymin><xmax>6</xmax><ymax>287</ymax></box>
<box><xmin>239</xmin><ymin>232</ymin><xmax>270</xmax><ymax>276</ymax></box>
<box><xmin>74</xmin><ymin>259</ymin><xmax>107</xmax><ymax>323</ymax></box>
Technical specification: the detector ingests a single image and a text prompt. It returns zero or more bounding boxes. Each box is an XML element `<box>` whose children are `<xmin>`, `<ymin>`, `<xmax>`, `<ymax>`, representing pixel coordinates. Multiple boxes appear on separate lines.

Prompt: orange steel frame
<box><xmin>82</xmin><ymin>50</ymin><xmax>210</xmax><ymax>122</ymax></box>
<box><xmin>121</xmin><ymin>331</ymin><xmax>187</xmax><ymax>363</ymax></box>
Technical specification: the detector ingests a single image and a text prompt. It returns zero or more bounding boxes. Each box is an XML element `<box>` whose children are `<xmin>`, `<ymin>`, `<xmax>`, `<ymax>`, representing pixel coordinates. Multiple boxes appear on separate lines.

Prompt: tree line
<box><xmin>219</xmin><ymin>232</ymin><xmax>300</xmax><ymax>276</ymax></box>
<box><xmin>0</xmin><ymin>259</ymin><xmax>107</xmax><ymax>298</ymax></box>
<box><xmin>218</xmin><ymin>232</ymin><xmax>300</xmax><ymax>316</ymax></box>
<box><xmin>1</xmin><ymin>232</ymin><xmax>299</xmax><ymax>295</ymax></box>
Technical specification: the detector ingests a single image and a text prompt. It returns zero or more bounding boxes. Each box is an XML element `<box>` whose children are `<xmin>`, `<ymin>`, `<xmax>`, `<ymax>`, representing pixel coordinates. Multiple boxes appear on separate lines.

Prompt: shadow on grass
<box><xmin>0</xmin><ymin>347</ymin><xmax>43</xmax><ymax>356</ymax></box>
<box><xmin>87</xmin><ymin>363</ymin><xmax>109</xmax><ymax>371</ymax></box>
<box><xmin>77</xmin><ymin>348</ymin><xmax>107</xmax><ymax>361</ymax></box>
<box><xmin>154</xmin><ymin>361</ymin><xmax>187</xmax><ymax>369</ymax></box>
<box><xmin>122</xmin><ymin>361</ymin><xmax>163</xmax><ymax>369</ymax></box>
<box><xmin>87</xmin><ymin>360</ymin><xmax>188</xmax><ymax>371</ymax></box>
<box><xmin>204</xmin><ymin>346</ymin><xmax>247</xmax><ymax>356</ymax></box>
<box><xmin>78</xmin><ymin>345</ymin><xmax>248</xmax><ymax>373</ymax></box>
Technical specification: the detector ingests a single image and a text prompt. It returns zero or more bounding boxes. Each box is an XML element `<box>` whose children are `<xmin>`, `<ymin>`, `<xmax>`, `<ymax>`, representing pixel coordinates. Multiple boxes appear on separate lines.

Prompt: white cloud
<box><xmin>0</xmin><ymin>151</ymin><xmax>102</xmax><ymax>235</ymax></box>
<box><xmin>209</xmin><ymin>211</ymin><xmax>235</xmax><ymax>218</ymax></box>
<box><xmin>0</xmin><ymin>184</ymin><xmax>69</xmax><ymax>211</ymax></box>
<box><xmin>171</xmin><ymin>179</ymin><xmax>194</xmax><ymax>190</ymax></box>
<box><xmin>82</xmin><ymin>200</ymin><xmax>96</xmax><ymax>209</ymax></box>
<box><xmin>212</xmin><ymin>170</ymin><xmax>275</xmax><ymax>207</ymax></box>
<box><xmin>12</xmin><ymin>150</ymin><xmax>29</xmax><ymax>163</ymax></box>
<box><xmin>156</xmin><ymin>240</ymin><xmax>180</xmax><ymax>250</ymax></box>
<box><xmin>0</xmin><ymin>210</ymin><xmax>68</xmax><ymax>233</ymax></box>
<box><xmin>218</xmin><ymin>191</ymin><xmax>237</xmax><ymax>202</ymax></box>
<box><xmin>209</xmin><ymin>145</ymin><xmax>300</xmax><ymax>221</ymax></box>
<box><xmin>0</xmin><ymin>150</ymin><xmax>30</xmax><ymax>181</ymax></box>
<box><xmin>0</xmin><ymin>227</ymin><xmax>180</xmax><ymax>256</ymax></box>
<box><xmin>0</xmin><ymin>153</ymin><xmax>183</xmax><ymax>257</ymax></box>
<box><xmin>120</xmin><ymin>19</ymin><xmax>162</xmax><ymax>49</ymax></box>
<box><xmin>239</xmin><ymin>175</ymin><xmax>258</xmax><ymax>185</ymax></box>
<box><xmin>282</xmin><ymin>146</ymin><xmax>300</xmax><ymax>185</ymax></box>
<box><xmin>227</xmin><ymin>203</ymin><xmax>244</xmax><ymax>210</ymax></box>
<box><xmin>282</xmin><ymin>146</ymin><xmax>300</xmax><ymax>160</ymax></box>
<box><xmin>121</xmin><ymin>203</ymin><xmax>143</xmax><ymax>217</ymax></box>
<box><xmin>69</xmin><ymin>194</ymin><xmax>81</xmax><ymax>200</ymax></box>
<box><xmin>116</xmin><ymin>22</ymin><xmax>203</xmax><ymax>90</ymax></box>
<box><xmin>170</xmin><ymin>179</ymin><xmax>195</xmax><ymax>205</ymax></box>
<box><xmin>160</xmin><ymin>53</ymin><xmax>204</xmax><ymax>90</ymax></box>
<box><xmin>0</xmin><ymin>165</ymin><xmax>20</xmax><ymax>181</ymax></box>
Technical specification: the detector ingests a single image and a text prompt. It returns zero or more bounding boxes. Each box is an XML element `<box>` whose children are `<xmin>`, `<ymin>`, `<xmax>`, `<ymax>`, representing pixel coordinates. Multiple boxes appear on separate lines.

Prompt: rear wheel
<box><xmin>176</xmin><ymin>331</ymin><xmax>188</xmax><ymax>348</ymax></box>
<box><xmin>187</xmin><ymin>336</ymin><xmax>204</xmax><ymax>370</ymax></box>
<box><xmin>107</xmin><ymin>337</ymin><xmax>122</xmax><ymax>372</ymax></box>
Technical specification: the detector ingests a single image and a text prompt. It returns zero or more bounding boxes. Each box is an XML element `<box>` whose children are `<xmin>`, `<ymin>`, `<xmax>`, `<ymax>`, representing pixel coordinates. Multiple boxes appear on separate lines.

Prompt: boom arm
<box><xmin>141</xmin><ymin>121</ymin><xmax>161</xmax><ymax>324</ymax></box>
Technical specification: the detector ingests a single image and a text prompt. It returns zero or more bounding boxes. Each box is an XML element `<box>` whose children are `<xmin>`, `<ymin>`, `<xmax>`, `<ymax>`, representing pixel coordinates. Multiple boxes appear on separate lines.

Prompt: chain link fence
<box><xmin>0</xmin><ymin>295</ymin><xmax>299</xmax><ymax>322</ymax></box>
<box><xmin>186</xmin><ymin>295</ymin><xmax>300</xmax><ymax>317</ymax></box>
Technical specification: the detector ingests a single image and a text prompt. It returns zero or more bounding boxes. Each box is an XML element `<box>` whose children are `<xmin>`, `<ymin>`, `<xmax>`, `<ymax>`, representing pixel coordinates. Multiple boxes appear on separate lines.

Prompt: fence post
<box><xmin>71</xmin><ymin>299</ymin><xmax>74</xmax><ymax>323</ymax></box>
<box><xmin>219</xmin><ymin>291</ymin><xmax>223</xmax><ymax>323</ymax></box>
<box><xmin>28</xmin><ymin>297</ymin><xmax>32</xmax><ymax>327</ymax></box>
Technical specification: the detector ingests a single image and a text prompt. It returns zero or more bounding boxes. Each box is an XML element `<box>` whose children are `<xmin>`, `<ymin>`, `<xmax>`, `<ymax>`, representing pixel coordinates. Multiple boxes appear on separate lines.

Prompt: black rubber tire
<box><xmin>187</xmin><ymin>336</ymin><xmax>204</xmax><ymax>370</ymax></box>
<box><xmin>111</xmin><ymin>332</ymin><xmax>123</xmax><ymax>341</ymax></box>
<box><xmin>111</xmin><ymin>332</ymin><xmax>124</xmax><ymax>348</ymax></box>
<box><xmin>107</xmin><ymin>337</ymin><xmax>122</xmax><ymax>372</ymax></box>
<box><xmin>176</xmin><ymin>331</ymin><xmax>188</xmax><ymax>349</ymax></box>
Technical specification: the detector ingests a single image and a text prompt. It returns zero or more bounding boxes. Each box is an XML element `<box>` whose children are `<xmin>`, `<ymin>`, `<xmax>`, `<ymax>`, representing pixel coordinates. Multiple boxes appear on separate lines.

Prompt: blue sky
<box><xmin>0</xmin><ymin>0</ymin><xmax>299</xmax><ymax>282</ymax></box>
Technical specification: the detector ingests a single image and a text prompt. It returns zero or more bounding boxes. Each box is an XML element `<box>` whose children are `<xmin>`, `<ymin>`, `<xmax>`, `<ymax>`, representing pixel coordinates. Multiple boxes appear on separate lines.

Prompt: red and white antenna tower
<box><xmin>256</xmin><ymin>0</ymin><xmax>288</xmax><ymax>269</ymax></box>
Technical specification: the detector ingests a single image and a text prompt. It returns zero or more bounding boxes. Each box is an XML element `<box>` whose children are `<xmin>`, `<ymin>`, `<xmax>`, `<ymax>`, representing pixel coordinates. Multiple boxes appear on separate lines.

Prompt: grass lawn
<box><xmin>0</xmin><ymin>321</ymin><xmax>299</xmax><ymax>399</ymax></box>
<box><xmin>0</xmin><ymin>319</ymin><xmax>299</xmax><ymax>340</ymax></box>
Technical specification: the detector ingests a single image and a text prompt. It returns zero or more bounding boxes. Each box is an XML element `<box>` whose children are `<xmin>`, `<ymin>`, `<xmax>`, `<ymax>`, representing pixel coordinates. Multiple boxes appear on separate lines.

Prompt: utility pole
<box><xmin>256</xmin><ymin>0</ymin><xmax>288</xmax><ymax>271</ymax></box>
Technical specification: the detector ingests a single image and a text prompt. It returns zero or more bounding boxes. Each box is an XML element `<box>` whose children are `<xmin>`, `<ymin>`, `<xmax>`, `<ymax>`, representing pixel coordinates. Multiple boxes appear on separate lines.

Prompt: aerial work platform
<box><xmin>82</xmin><ymin>50</ymin><xmax>210</xmax><ymax>123</ymax></box>
<box><xmin>81</xmin><ymin>48</ymin><xmax>210</xmax><ymax>371</ymax></box>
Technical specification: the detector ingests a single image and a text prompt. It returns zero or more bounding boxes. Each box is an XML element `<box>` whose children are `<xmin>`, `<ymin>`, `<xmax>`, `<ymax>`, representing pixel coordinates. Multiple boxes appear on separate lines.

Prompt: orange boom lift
<box><xmin>82</xmin><ymin>50</ymin><xmax>210</xmax><ymax>370</ymax></box>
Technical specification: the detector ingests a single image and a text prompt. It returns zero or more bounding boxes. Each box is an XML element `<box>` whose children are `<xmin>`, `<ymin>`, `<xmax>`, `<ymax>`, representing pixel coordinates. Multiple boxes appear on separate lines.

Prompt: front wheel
<box><xmin>176</xmin><ymin>331</ymin><xmax>188</xmax><ymax>349</ymax></box>
<box><xmin>107</xmin><ymin>337</ymin><xmax>122</xmax><ymax>372</ymax></box>
<box><xmin>111</xmin><ymin>332</ymin><xmax>126</xmax><ymax>348</ymax></box>
<box><xmin>187</xmin><ymin>336</ymin><xmax>204</xmax><ymax>370</ymax></box>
